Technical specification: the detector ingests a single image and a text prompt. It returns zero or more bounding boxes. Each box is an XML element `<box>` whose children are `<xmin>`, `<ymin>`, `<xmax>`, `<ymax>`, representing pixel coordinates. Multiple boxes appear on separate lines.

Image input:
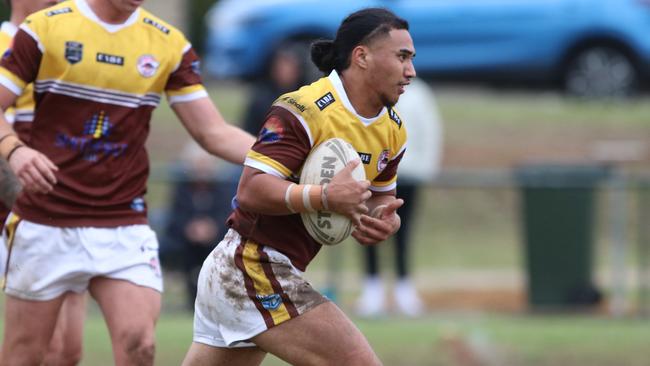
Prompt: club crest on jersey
<box><xmin>137</xmin><ymin>55</ymin><xmax>160</xmax><ymax>78</ymax></box>
<box><xmin>256</xmin><ymin>294</ymin><xmax>282</xmax><ymax>310</ymax></box>
<box><xmin>377</xmin><ymin>149</ymin><xmax>390</xmax><ymax>172</ymax></box>
<box><xmin>315</xmin><ymin>92</ymin><xmax>335</xmax><ymax>111</ymax></box>
<box><xmin>258</xmin><ymin>117</ymin><xmax>284</xmax><ymax>144</ymax></box>
<box><xmin>65</xmin><ymin>41</ymin><xmax>83</xmax><ymax>64</ymax></box>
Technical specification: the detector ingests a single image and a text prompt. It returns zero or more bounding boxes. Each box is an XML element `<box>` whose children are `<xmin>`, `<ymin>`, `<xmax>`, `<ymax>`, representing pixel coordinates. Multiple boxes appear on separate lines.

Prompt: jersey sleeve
<box><xmin>165</xmin><ymin>43</ymin><xmax>207</xmax><ymax>105</ymax></box>
<box><xmin>244</xmin><ymin>105</ymin><xmax>312</xmax><ymax>179</ymax></box>
<box><xmin>0</xmin><ymin>27</ymin><xmax>42</xmax><ymax>96</ymax></box>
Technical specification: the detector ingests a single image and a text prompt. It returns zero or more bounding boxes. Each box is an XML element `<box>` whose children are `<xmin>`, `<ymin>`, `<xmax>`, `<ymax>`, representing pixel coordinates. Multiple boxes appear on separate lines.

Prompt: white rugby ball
<box><xmin>299</xmin><ymin>138</ymin><xmax>366</xmax><ymax>246</ymax></box>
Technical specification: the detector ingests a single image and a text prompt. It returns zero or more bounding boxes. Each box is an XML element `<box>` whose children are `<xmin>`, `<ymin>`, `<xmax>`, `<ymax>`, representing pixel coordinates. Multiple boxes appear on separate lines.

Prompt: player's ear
<box><xmin>351</xmin><ymin>45</ymin><xmax>370</xmax><ymax>70</ymax></box>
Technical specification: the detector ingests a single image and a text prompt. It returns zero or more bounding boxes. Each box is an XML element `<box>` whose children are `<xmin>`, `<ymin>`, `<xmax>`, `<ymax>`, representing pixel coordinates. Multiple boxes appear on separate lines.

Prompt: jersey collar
<box><xmin>0</xmin><ymin>22</ymin><xmax>18</xmax><ymax>38</ymax></box>
<box><xmin>327</xmin><ymin>70</ymin><xmax>386</xmax><ymax>126</ymax></box>
<box><xmin>76</xmin><ymin>0</ymin><xmax>140</xmax><ymax>33</ymax></box>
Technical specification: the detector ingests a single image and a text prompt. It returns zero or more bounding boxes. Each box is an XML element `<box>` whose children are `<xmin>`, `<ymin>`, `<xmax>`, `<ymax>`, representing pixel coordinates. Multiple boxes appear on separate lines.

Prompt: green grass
<box><xmin>5</xmin><ymin>307</ymin><xmax>648</xmax><ymax>366</ymax></box>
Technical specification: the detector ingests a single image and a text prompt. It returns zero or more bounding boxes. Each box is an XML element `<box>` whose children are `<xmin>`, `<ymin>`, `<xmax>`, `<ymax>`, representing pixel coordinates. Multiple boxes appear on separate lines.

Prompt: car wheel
<box><xmin>564</xmin><ymin>46</ymin><xmax>638</xmax><ymax>97</ymax></box>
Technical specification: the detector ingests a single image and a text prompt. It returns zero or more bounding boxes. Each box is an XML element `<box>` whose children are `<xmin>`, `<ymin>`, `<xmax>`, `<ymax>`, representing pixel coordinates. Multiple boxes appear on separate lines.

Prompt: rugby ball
<box><xmin>299</xmin><ymin>138</ymin><xmax>366</xmax><ymax>246</ymax></box>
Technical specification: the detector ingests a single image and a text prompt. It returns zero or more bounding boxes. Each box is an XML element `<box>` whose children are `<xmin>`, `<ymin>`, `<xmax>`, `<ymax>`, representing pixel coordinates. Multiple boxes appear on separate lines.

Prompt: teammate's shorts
<box><xmin>2</xmin><ymin>214</ymin><xmax>163</xmax><ymax>300</ymax></box>
<box><xmin>193</xmin><ymin>229</ymin><xmax>328</xmax><ymax>348</ymax></box>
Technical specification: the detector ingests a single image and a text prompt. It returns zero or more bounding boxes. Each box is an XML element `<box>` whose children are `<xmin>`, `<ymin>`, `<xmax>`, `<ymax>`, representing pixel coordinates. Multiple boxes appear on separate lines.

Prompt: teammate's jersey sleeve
<box><xmin>164</xmin><ymin>41</ymin><xmax>207</xmax><ymax>105</ymax></box>
<box><xmin>244</xmin><ymin>105</ymin><xmax>312</xmax><ymax>179</ymax></box>
<box><xmin>0</xmin><ymin>27</ymin><xmax>42</xmax><ymax>96</ymax></box>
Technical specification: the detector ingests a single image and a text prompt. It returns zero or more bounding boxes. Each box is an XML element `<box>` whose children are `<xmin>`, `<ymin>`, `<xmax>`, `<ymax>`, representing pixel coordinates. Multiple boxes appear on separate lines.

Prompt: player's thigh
<box><xmin>252</xmin><ymin>301</ymin><xmax>381</xmax><ymax>366</ymax></box>
<box><xmin>182</xmin><ymin>342</ymin><xmax>266</xmax><ymax>366</ymax></box>
<box><xmin>1</xmin><ymin>295</ymin><xmax>65</xmax><ymax>358</ymax></box>
<box><xmin>49</xmin><ymin>292</ymin><xmax>87</xmax><ymax>351</ymax></box>
<box><xmin>88</xmin><ymin>277</ymin><xmax>161</xmax><ymax>340</ymax></box>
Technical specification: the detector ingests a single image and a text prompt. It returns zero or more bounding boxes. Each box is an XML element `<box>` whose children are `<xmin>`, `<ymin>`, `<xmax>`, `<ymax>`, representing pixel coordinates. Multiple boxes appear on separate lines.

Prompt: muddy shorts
<box><xmin>192</xmin><ymin>229</ymin><xmax>328</xmax><ymax>347</ymax></box>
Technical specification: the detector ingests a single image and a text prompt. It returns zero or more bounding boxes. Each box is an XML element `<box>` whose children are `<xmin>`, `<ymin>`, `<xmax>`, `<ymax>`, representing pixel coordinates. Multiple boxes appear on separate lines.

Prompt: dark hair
<box><xmin>3</xmin><ymin>0</ymin><xmax>10</xmax><ymax>10</ymax></box>
<box><xmin>311</xmin><ymin>8</ymin><xmax>409</xmax><ymax>74</ymax></box>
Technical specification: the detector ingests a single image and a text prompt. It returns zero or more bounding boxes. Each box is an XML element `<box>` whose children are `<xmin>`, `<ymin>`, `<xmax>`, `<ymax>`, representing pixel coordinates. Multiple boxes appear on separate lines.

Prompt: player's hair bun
<box><xmin>310</xmin><ymin>39</ymin><xmax>337</xmax><ymax>74</ymax></box>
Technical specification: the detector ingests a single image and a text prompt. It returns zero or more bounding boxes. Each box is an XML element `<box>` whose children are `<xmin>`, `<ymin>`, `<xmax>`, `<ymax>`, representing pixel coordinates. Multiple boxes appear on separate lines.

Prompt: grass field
<box><xmin>3</xmin><ymin>83</ymin><xmax>650</xmax><ymax>364</ymax></box>
<box><xmin>3</xmin><ymin>299</ymin><xmax>649</xmax><ymax>366</ymax></box>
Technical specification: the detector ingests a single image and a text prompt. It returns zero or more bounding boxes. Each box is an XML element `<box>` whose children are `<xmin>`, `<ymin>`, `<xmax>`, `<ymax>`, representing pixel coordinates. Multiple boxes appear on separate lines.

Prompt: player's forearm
<box><xmin>0</xmin><ymin>158</ymin><xmax>20</xmax><ymax>207</ymax></box>
<box><xmin>174</xmin><ymin>97</ymin><xmax>255</xmax><ymax>164</ymax></box>
<box><xmin>202</xmin><ymin>124</ymin><xmax>255</xmax><ymax>164</ymax></box>
<box><xmin>237</xmin><ymin>167</ymin><xmax>327</xmax><ymax>216</ymax></box>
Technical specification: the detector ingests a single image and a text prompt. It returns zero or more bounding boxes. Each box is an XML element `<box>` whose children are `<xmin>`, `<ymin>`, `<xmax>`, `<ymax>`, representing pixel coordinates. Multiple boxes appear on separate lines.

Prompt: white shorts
<box><xmin>2</xmin><ymin>214</ymin><xmax>163</xmax><ymax>301</ymax></box>
<box><xmin>193</xmin><ymin>229</ymin><xmax>328</xmax><ymax>348</ymax></box>
<box><xmin>0</xmin><ymin>233</ymin><xmax>7</xmax><ymax>281</ymax></box>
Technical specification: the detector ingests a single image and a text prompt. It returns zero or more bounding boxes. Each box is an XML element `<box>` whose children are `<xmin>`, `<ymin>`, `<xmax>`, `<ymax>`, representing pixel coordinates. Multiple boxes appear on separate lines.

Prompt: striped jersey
<box><xmin>0</xmin><ymin>0</ymin><xmax>207</xmax><ymax>227</ymax></box>
<box><xmin>228</xmin><ymin>70</ymin><xmax>407</xmax><ymax>270</ymax></box>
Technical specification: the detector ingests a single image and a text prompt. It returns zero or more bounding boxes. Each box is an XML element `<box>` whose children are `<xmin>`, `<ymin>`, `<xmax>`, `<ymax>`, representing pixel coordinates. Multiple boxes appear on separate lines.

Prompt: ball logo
<box><xmin>377</xmin><ymin>149</ymin><xmax>390</xmax><ymax>172</ymax></box>
<box><xmin>137</xmin><ymin>55</ymin><xmax>160</xmax><ymax>78</ymax></box>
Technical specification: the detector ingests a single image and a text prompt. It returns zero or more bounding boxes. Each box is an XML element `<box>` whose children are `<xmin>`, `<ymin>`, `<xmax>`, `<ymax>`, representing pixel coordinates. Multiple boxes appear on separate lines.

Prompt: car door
<box><xmin>387</xmin><ymin>0</ymin><xmax>572</xmax><ymax>77</ymax></box>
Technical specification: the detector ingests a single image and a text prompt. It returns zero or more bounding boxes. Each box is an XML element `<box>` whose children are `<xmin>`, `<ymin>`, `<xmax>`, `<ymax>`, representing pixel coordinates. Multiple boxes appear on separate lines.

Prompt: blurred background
<box><xmin>3</xmin><ymin>0</ymin><xmax>650</xmax><ymax>365</ymax></box>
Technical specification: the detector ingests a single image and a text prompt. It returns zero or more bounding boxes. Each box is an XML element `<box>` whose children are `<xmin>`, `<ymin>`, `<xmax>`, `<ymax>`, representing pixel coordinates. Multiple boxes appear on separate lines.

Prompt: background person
<box><xmin>242</xmin><ymin>48</ymin><xmax>305</xmax><ymax>136</ymax></box>
<box><xmin>356</xmin><ymin>77</ymin><xmax>443</xmax><ymax>317</ymax></box>
<box><xmin>162</xmin><ymin>141</ymin><xmax>238</xmax><ymax>310</ymax></box>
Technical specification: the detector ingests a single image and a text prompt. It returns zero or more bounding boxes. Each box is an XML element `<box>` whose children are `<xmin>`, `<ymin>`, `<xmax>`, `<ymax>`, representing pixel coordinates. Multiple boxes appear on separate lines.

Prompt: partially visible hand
<box><xmin>352</xmin><ymin>198</ymin><xmax>403</xmax><ymax>246</ymax></box>
<box><xmin>8</xmin><ymin>146</ymin><xmax>58</xmax><ymax>194</ymax></box>
<box><xmin>326</xmin><ymin>159</ymin><xmax>371</xmax><ymax>226</ymax></box>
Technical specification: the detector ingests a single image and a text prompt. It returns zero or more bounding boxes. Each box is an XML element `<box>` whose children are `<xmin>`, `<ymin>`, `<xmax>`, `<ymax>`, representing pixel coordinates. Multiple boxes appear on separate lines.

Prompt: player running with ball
<box><xmin>184</xmin><ymin>8</ymin><xmax>415</xmax><ymax>366</ymax></box>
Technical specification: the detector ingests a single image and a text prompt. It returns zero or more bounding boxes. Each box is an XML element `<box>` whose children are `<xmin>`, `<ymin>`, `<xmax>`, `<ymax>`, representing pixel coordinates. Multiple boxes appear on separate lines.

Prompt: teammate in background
<box><xmin>356</xmin><ymin>77</ymin><xmax>443</xmax><ymax>317</ymax></box>
<box><xmin>183</xmin><ymin>8</ymin><xmax>415</xmax><ymax>365</ymax></box>
<box><xmin>0</xmin><ymin>1</ymin><xmax>87</xmax><ymax>365</ymax></box>
<box><xmin>0</xmin><ymin>0</ymin><xmax>255</xmax><ymax>365</ymax></box>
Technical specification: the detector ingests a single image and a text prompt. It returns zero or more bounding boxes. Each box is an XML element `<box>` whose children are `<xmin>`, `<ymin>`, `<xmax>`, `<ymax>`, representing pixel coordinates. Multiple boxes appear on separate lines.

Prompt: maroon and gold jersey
<box><xmin>0</xmin><ymin>0</ymin><xmax>207</xmax><ymax>227</ymax></box>
<box><xmin>228</xmin><ymin>71</ymin><xmax>407</xmax><ymax>270</ymax></box>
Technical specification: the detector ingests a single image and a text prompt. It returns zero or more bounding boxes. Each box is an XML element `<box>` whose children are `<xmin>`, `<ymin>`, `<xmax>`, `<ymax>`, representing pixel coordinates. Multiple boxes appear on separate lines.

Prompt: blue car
<box><xmin>204</xmin><ymin>0</ymin><xmax>650</xmax><ymax>96</ymax></box>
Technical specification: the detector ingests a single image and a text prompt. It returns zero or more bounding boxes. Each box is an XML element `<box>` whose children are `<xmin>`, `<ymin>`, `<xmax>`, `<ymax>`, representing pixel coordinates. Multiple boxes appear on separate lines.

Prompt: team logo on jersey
<box><xmin>137</xmin><ymin>55</ymin><xmax>160</xmax><ymax>78</ymax></box>
<box><xmin>55</xmin><ymin>111</ymin><xmax>128</xmax><ymax>162</ymax></box>
<box><xmin>389</xmin><ymin>108</ymin><xmax>402</xmax><ymax>128</ymax></box>
<box><xmin>131</xmin><ymin>197</ymin><xmax>145</xmax><ymax>212</ymax></box>
<box><xmin>358</xmin><ymin>152</ymin><xmax>372</xmax><ymax>165</ymax></box>
<box><xmin>96</xmin><ymin>53</ymin><xmax>124</xmax><ymax>66</ymax></box>
<box><xmin>315</xmin><ymin>92</ymin><xmax>335</xmax><ymax>111</ymax></box>
<box><xmin>377</xmin><ymin>149</ymin><xmax>390</xmax><ymax>172</ymax></box>
<box><xmin>65</xmin><ymin>41</ymin><xmax>83</xmax><ymax>64</ymax></box>
<box><xmin>258</xmin><ymin>117</ymin><xmax>284</xmax><ymax>144</ymax></box>
<box><xmin>46</xmin><ymin>7</ymin><xmax>72</xmax><ymax>17</ymax></box>
<box><xmin>256</xmin><ymin>294</ymin><xmax>282</xmax><ymax>310</ymax></box>
<box><xmin>143</xmin><ymin>17</ymin><xmax>170</xmax><ymax>35</ymax></box>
